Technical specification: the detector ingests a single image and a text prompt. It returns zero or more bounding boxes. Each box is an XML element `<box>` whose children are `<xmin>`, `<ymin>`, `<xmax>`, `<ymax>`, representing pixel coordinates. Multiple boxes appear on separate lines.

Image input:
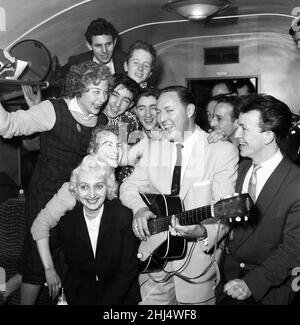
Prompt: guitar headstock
<box><xmin>214</xmin><ymin>193</ymin><xmax>253</xmax><ymax>223</ymax></box>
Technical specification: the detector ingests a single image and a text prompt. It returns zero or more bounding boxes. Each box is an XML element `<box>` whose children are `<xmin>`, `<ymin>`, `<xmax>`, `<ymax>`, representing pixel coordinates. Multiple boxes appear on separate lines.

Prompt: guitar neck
<box><xmin>148</xmin><ymin>204</ymin><xmax>213</xmax><ymax>235</ymax></box>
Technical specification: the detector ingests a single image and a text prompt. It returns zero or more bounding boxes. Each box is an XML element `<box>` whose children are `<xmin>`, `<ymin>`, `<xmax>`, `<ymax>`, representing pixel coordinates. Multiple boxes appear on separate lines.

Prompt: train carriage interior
<box><xmin>1</xmin><ymin>0</ymin><xmax>300</xmax><ymax>306</ymax></box>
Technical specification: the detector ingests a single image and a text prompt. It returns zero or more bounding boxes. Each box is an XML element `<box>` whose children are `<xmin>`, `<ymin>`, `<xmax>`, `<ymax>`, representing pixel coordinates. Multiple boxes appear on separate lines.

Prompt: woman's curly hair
<box><xmin>68</xmin><ymin>154</ymin><xmax>118</xmax><ymax>201</ymax></box>
<box><xmin>64</xmin><ymin>61</ymin><xmax>114</xmax><ymax>98</ymax></box>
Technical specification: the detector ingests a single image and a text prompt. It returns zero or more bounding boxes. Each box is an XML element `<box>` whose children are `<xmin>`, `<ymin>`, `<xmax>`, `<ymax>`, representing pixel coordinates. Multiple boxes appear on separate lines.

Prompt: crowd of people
<box><xmin>0</xmin><ymin>17</ymin><xmax>300</xmax><ymax>306</ymax></box>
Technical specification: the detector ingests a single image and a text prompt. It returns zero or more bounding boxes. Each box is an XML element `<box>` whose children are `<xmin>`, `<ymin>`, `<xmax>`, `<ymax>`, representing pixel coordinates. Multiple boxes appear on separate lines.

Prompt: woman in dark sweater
<box><xmin>0</xmin><ymin>61</ymin><xmax>113</xmax><ymax>304</ymax></box>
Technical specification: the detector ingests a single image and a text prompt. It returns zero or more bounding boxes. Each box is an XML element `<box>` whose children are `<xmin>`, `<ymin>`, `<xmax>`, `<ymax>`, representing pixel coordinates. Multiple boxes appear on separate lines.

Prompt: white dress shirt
<box><xmin>93</xmin><ymin>56</ymin><xmax>115</xmax><ymax>75</ymax></box>
<box><xmin>170</xmin><ymin>127</ymin><xmax>199</xmax><ymax>185</ymax></box>
<box><xmin>83</xmin><ymin>205</ymin><xmax>104</xmax><ymax>258</ymax></box>
<box><xmin>242</xmin><ymin>150</ymin><xmax>283</xmax><ymax>200</ymax></box>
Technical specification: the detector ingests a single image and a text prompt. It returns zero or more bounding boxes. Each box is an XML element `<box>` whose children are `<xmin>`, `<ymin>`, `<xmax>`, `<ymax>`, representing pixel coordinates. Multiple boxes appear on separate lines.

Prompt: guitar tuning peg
<box><xmin>229</xmin><ymin>217</ymin><xmax>233</xmax><ymax>223</ymax></box>
<box><xmin>244</xmin><ymin>216</ymin><xmax>248</xmax><ymax>222</ymax></box>
<box><xmin>235</xmin><ymin>216</ymin><xmax>241</xmax><ymax>222</ymax></box>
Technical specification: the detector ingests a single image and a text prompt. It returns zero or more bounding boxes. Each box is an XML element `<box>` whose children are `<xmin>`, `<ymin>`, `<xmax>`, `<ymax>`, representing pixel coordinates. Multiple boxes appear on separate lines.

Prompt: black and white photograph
<box><xmin>0</xmin><ymin>0</ymin><xmax>300</xmax><ymax>312</ymax></box>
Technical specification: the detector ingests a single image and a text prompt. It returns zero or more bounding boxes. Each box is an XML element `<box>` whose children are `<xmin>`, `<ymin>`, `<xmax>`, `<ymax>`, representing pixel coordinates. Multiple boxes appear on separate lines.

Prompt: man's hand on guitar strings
<box><xmin>170</xmin><ymin>215</ymin><xmax>206</xmax><ymax>239</ymax></box>
<box><xmin>132</xmin><ymin>207</ymin><xmax>156</xmax><ymax>241</ymax></box>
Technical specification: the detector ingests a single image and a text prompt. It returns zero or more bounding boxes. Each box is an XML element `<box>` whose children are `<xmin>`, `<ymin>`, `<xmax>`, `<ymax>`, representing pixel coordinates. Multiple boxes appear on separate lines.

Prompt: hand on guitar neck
<box><xmin>132</xmin><ymin>204</ymin><xmax>207</xmax><ymax>243</ymax></box>
<box><xmin>132</xmin><ymin>207</ymin><xmax>157</xmax><ymax>241</ymax></box>
<box><xmin>137</xmin><ymin>193</ymin><xmax>252</xmax><ymax>273</ymax></box>
<box><xmin>170</xmin><ymin>216</ymin><xmax>207</xmax><ymax>241</ymax></box>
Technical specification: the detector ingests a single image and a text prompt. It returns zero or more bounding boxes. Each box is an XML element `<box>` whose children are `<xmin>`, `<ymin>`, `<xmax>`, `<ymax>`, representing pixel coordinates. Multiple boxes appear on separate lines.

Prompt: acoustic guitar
<box><xmin>138</xmin><ymin>193</ymin><xmax>252</xmax><ymax>273</ymax></box>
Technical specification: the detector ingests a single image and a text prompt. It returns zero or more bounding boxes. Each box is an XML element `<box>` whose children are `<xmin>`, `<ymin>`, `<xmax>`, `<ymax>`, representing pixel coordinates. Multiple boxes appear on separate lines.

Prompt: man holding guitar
<box><xmin>120</xmin><ymin>85</ymin><xmax>239</xmax><ymax>305</ymax></box>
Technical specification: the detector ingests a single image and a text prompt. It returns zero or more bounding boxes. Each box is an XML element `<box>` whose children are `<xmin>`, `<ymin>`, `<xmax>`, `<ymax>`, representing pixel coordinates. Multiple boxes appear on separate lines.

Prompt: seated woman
<box><xmin>36</xmin><ymin>155</ymin><xmax>139</xmax><ymax>305</ymax></box>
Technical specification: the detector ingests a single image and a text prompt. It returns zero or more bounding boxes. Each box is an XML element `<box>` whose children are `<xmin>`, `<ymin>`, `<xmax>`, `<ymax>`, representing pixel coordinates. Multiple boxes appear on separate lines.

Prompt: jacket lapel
<box><xmin>235</xmin><ymin>158</ymin><xmax>252</xmax><ymax>194</ymax></box>
<box><xmin>255</xmin><ymin>157</ymin><xmax>290</xmax><ymax>216</ymax></box>
<box><xmin>95</xmin><ymin>201</ymin><xmax>111</xmax><ymax>257</ymax></box>
<box><xmin>75</xmin><ymin>207</ymin><xmax>95</xmax><ymax>260</ymax></box>
<box><xmin>180</xmin><ymin>129</ymin><xmax>206</xmax><ymax>200</ymax></box>
<box><xmin>235</xmin><ymin>157</ymin><xmax>291</xmax><ymax>249</ymax></box>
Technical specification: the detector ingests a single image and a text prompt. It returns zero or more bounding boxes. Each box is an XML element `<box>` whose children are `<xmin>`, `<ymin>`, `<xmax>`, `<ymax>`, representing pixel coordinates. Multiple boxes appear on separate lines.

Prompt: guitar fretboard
<box><xmin>148</xmin><ymin>204</ymin><xmax>213</xmax><ymax>235</ymax></box>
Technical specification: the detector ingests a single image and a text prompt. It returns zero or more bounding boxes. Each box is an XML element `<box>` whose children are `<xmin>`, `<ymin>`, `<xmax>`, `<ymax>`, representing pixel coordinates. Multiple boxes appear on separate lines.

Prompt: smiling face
<box><xmin>157</xmin><ymin>91</ymin><xmax>194</xmax><ymax>142</ymax></box>
<box><xmin>211</xmin><ymin>102</ymin><xmax>238</xmax><ymax>138</ymax></box>
<box><xmin>235</xmin><ymin>110</ymin><xmax>268</xmax><ymax>163</ymax></box>
<box><xmin>77</xmin><ymin>80</ymin><xmax>109</xmax><ymax>116</ymax></box>
<box><xmin>124</xmin><ymin>49</ymin><xmax>153</xmax><ymax>85</ymax></box>
<box><xmin>95</xmin><ymin>131</ymin><xmax>122</xmax><ymax>168</ymax></box>
<box><xmin>76</xmin><ymin>169</ymin><xmax>107</xmax><ymax>213</ymax></box>
<box><xmin>87</xmin><ymin>34</ymin><xmax>116</xmax><ymax>65</ymax></box>
<box><xmin>104</xmin><ymin>84</ymin><xmax>133</xmax><ymax>118</ymax></box>
<box><xmin>135</xmin><ymin>95</ymin><xmax>158</xmax><ymax>131</ymax></box>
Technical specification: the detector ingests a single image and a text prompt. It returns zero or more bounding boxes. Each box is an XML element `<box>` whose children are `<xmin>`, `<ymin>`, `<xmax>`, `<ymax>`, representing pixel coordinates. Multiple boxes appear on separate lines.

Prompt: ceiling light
<box><xmin>162</xmin><ymin>0</ymin><xmax>231</xmax><ymax>21</ymax></box>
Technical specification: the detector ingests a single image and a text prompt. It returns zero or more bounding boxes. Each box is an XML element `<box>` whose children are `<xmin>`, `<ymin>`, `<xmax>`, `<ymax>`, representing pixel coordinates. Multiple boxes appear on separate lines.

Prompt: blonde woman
<box><xmin>37</xmin><ymin>155</ymin><xmax>139</xmax><ymax>304</ymax></box>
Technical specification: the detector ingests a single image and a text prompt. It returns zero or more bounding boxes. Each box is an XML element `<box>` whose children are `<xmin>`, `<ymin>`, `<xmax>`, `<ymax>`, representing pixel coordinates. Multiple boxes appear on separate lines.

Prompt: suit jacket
<box><xmin>120</xmin><ymin>126</ymin><xmax>239</xmax><ymax>303</ymax></box>
<box><xmin>57</xmin><ymin>199</ymin><xmax>140</xmax><ymax>305</ymax></box>
<box><xmin>57</xmin><ymin>48</ymin><xmax>127</xmax><ymax>80</ymax></box>
<box><xmin>222</xmin><ymin>157</ymin><xmax>300</xmax><ymax>304</ymax></box>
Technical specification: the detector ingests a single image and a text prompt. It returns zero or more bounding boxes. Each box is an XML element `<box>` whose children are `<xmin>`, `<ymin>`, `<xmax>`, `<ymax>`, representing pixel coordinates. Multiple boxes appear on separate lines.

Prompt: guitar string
<box><xmin>145</xmin><ymin>222</ymin><xmax>223</xmax><ymax>284</ymax></box>
<box><xmin>148</xmin><ymin>205</ymin><xmax>213</xmax><ymax>233</ymax></box>
<box><xmin>148</xmin><ymin>195</ymin><xmax>246</xmax><ymax>233</ymax></box>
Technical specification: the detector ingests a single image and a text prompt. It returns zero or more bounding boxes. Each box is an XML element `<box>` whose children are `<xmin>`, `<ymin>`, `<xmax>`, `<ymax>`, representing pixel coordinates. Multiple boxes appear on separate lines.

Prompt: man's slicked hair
<box><xmin>211</xmin><ymin>80</ymin><xmax>237</xmax><ymax>97</ymax></box>
<box><xmin>160</xmin><ymin>85</ymin><xmax>196</xmax><ymax>107</ymax></box>
<box><xmin>215</xmin><ymin>95</ymin><xmax>243</xmax><ymax>121</ymax></box>
<box><xmin>135</xmin><ymin>87</ymin><xmax>160</xmax><ymax>106</ymax></box>
<box><xmin>239</xmin><ymin>94</ymin><xmax>292</xmax><ymax>142</ymax></box>
<box><xmin>112</xmin><ymin>74</ymin><xmax>141</xmax><ymax>104</ymax></box>
<box><xmin>235</xmin><ymin>79</ymin><xmax>256</xmax><ymax>94</ymax></box>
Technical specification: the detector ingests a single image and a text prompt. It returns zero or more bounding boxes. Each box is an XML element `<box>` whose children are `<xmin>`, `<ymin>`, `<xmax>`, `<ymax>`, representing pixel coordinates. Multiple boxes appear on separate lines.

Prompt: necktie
<box><xmin>171</xmin><ymin>143</ymin><xmax>183</xmax><ymax>195</ymax></box>
<box><xmin>248</xmin><ymin>164</ymin><xmax>261</xmax><ymax>202</ymax></box>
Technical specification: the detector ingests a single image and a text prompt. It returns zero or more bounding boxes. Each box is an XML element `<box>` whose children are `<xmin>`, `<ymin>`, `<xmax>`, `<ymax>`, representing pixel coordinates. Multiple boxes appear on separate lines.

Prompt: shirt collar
<box><xmin>93</xmin><ymin>56</ymin><xmax>114</xmax><ymax>75</ymax></box>
<box><xmin>69</xmin><ymin>97</ymin><xmax>95</xmax><ymax>120</ymax></box>
<box><xmin>182</xmin><ymin>127</ymin><xmax>198</xmax><ymax>148</ymax></box>
<box><xmin>257</xmin><ymin>149</ymin><xmax>283</xmax><ymax>169</ymax></box>
<box><xmin>170</xmin><ymin>127</ymin><xmax>197</xmax><ymax>147</ymax></box>
<box><xmin>83</xmin><ymin>204</ymin><xmax>104</xmax><ymax>224</ymax></box>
